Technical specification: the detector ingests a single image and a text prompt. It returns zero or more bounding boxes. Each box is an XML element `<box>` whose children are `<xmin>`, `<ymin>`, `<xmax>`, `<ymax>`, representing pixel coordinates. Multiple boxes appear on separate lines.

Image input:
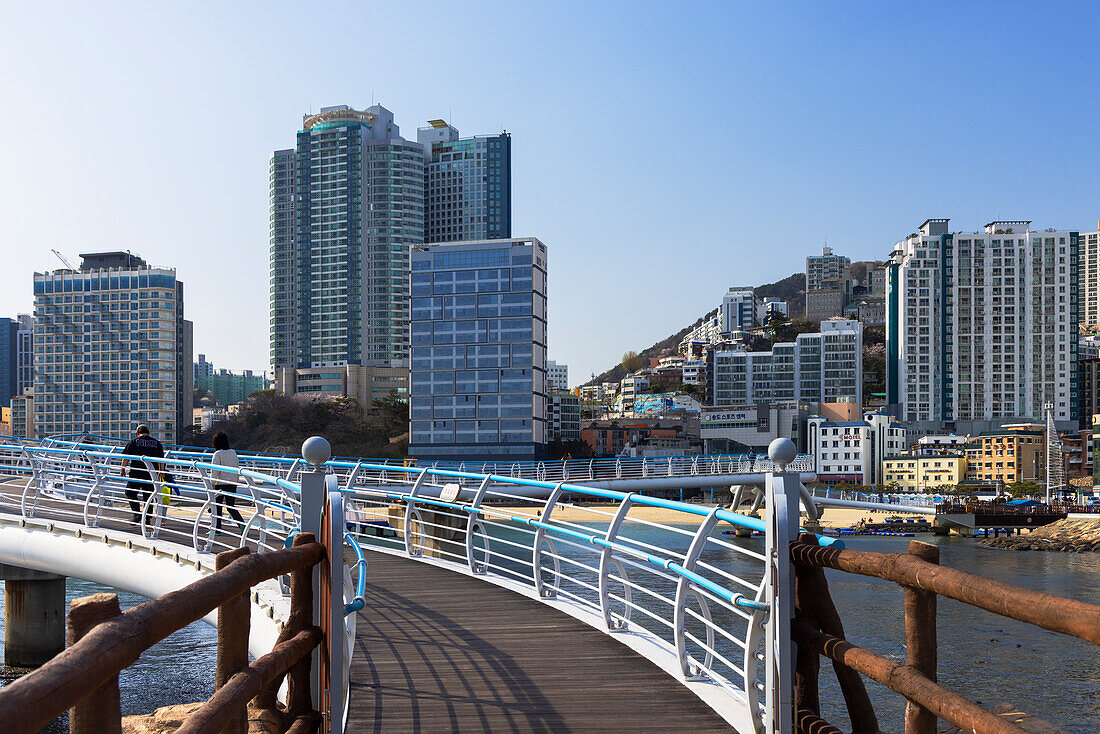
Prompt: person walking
<box><xmin>211</xmin><ymin>432</ymin><xmax>245</xmax><ymax>531</ymax></box>
<box><xmin>121</xmin><ymin>424</ymin><xmax>165</xmax><ymax>525</ymax></box>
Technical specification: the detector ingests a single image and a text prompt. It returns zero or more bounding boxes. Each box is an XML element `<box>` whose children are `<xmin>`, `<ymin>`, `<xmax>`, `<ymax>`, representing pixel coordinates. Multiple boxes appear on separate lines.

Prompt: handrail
<box><xmin>344</xmin><ymin>532</ymin><xmax>366</xmax><ymax>614</ymax></box>
<box><xmin>789</xmin><ymin>542</ymin><xmax>1100</xmax><ymax>644</ymax></box>
<box><xmin>789</xmin><ymin>537</ymin><xmax>1100</xmax><ymax>733</ymax></box>
<box><xmin>335</xmin><ymin>462</ymin><xmax>840</xmax><ymax>547</ymax></box>
<box><xmin>0</xmin><ymin>542</ymin><xmax>325</xmax><ymax>734</ymax></box>
<box><xmin>40</xmin><ymin>434</ymin><xmax>816</xmax><ymax>479</ymax></box>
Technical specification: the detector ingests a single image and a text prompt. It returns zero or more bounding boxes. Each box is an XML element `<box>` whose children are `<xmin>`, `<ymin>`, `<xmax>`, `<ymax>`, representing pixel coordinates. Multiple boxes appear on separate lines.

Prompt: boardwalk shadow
<box><xmin>350</xmin><ymin>579</ymin><xmax>568</xmax><ymax>734</ymax></box>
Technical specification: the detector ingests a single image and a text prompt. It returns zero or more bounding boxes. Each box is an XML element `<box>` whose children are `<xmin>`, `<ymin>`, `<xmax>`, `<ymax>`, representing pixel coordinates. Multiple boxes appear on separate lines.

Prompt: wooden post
<box><xmin>254</xmin><ymin>533</ymin><xmax>318</xmax><ymax>727</ymax></box>
<box><xmin>68</xmin><ymin>593</ymin><xmax>122</xmax><ymax>734</ymax></box>
<box><xmin>904</xmin><ymin>540</ymin><xmax>939</xmax><ymax>734</ymax></box>
<box><xmin>790</xmin><ymin>540</ymin><xmax>879</xmax><ymax>734</ymax></box>
<box><xmin>793</xmin><ymin>535</ymin><xmax>820</xmax><ymax>720</ymax></box>
<box><xmin>286</xmin><ymin>533</ymin><xmax>318</xmax><ymax>721</ymax></box>
<box><xmin>216</xmin><ymin>547</ymin><xmax>251</xmax><ymax>734</ymax></box>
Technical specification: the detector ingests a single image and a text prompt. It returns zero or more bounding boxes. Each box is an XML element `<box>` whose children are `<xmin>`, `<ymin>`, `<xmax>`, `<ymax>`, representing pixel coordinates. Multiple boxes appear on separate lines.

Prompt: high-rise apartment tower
<box><xmin>32</xmin><ymin>252</ymin><xmax>192</xmax><ymax>440</ymax></box>
<box><xmin>886</xmin><ymin>219</ymin><xmax>1078</xmax><ymax>434</ymax></box>
<box><xmin>270</xmin><ymin>106</ymin><xmax>512</xmax><ymax>408</ymax></box>
<box><xmin>1079</xmin><ymin>222</ymin><xmax>1100</xmax><ymax>329</ymax></box>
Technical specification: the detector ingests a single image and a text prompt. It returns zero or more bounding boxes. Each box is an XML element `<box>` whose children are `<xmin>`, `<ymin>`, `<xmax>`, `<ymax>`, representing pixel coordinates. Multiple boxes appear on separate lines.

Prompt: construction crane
<box><xmin>51</xmin><ymin>249</ymin><xmax>77</xmax><ymax>271</ymax></box>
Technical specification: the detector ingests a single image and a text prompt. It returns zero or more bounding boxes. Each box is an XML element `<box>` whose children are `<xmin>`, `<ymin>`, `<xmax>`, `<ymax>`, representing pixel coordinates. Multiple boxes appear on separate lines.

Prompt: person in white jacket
<box><xmin>211</xmin><ymin>431</ymin><xmax>245</xmax><ymax>530</ymax></box>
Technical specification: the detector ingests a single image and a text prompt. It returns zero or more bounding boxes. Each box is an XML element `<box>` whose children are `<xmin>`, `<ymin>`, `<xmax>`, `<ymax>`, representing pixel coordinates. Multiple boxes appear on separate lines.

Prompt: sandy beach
<box><xmin>485</xmin><ymin>501</ymin><xmax>928</xmax><ymax>529</ymax></box>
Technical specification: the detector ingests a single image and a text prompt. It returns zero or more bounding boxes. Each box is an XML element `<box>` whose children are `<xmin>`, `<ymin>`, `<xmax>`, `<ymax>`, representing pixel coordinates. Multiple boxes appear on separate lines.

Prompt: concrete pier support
<box><xmin>1</xmin><ymin>563</ymin><xmax>66</xmax><ymax>667</ymax></box>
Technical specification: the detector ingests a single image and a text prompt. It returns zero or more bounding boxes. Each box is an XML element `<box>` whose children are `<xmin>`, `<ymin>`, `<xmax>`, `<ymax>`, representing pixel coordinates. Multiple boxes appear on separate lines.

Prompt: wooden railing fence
<box><xmin>0</xmin><ymin>533</ymin><xmax>326</xmax><ymax>734</ymax></box>
<box><xmin>790</xmin><ymin>534</ymin><xmax>1100</xmax><ymax>734</ymax></box>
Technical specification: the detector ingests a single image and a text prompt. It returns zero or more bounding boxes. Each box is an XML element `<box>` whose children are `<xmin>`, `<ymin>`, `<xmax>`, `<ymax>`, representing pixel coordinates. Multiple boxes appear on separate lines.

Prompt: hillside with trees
<box><xmin>583</xmin><ymin>272</ymin><xmax>804</xmax><ymax>387</ymax></box>
<box><xmin>180</xmin><ymin>390</ymin><xmax>409</xmax><ymax>458</ymax></box>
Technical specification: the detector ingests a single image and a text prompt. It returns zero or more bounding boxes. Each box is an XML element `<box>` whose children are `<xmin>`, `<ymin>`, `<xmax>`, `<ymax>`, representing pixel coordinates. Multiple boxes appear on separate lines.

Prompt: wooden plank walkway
<box><xmin>349</xmin><ymin>550</ymin><xmax>734</xmax><ymax>733</ymax></box>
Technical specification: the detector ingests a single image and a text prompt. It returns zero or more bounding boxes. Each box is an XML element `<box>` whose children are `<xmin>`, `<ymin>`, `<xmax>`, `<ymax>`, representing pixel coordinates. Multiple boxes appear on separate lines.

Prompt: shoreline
<box><xmin>487</xmin><ymin>502</ymin><xmax>929</xmax><ymax>529</ymax></box>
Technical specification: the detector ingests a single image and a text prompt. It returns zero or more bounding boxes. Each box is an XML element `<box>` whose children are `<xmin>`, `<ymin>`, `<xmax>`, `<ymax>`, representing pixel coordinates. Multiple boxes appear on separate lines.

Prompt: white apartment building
<box><xmin>709</xmin><ymin>320</ymin><xmax>863</xmax><ymax>406</ymax></box>
<box><xmin>619</xmin><ymin>373</ymin><xmax>649</xmax><ymax>410</ymax></box>
<box><xmin>679</xmin><ymin>311</ymin><xmax>722</xmax><ymax>353</ymax></box>
<box><xmin>807</xmin><ymin>411</ymin><xmax>907</xmax><ymax>486</ymax></box>
<box><xmin>887</xmin><ymin>219</ymin><xmax>1078</xmax><ymax>434</ymax></box>
<box><xmin>1080</xmin><ymin>334</ymin><xmax>1100</xmax><ymax>360</ymax></box>
<box><xmin>548</xmin><ymin>393</ymin><xmax>581</xmax><ymax>442</ymax></box>
<box><xmin>807</xmin><ymin>247</ymin><xmax>852</xmax><ymax>292</ymax></box>
<box><xmin>1080</xmin><ymin>224</ymin><xmax>1099</xmax><ymax>329</ymax></box>
<box><xmin>721</xmin><ymin>287</ymin><xmax>757</xmax><ymax>333</ymax></box>
<box><xmin>682</xmin><ymin>360</ymin><xmax>705</xmax><ymax>385</ymax></box>
<box><xmin>547</xmin><ymin>360</ymin><xmax>569</xmax><ymax>392</ymax></box>
<box><xmin>32</xmin><ymin>253</ymin><xmax>193</xmax><ymax>441</ymax></box>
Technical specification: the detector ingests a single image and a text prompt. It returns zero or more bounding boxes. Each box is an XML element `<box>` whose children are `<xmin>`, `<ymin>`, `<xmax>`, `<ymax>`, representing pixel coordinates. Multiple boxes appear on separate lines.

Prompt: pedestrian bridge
<box><xmin>0</xmin><ymin>435</ymin><xmax>974</xmax><ymax>733</ymax></box>
<box><xmin>0</xmin><ymin>436</ymin><xmax>846</xmax><ymax>732</ymax></box>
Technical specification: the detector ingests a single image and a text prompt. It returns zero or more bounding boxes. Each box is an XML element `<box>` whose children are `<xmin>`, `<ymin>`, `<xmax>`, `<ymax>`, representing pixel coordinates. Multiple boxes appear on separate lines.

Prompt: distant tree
<box><xmin>546</xmin><ymin>439</ymin><xmax>595</xmax><ymax>460</ymax></box>
<box><xmin>621</xmin><ymin>351</ymin><xmax>644</xmax><ymax>374</ymax></box>
<box><xmin>178</xmin><ymin>389</ymin><xmax>409</xmax><ymax>458</ymax></box>
<box><xmin>1005</xmin><ymin>480</ymin><xmax>1041</xmax><ymax>499</ymax></box>
<box><xmin>764</xmin><ymin>310</ymin><xmax>790</xmax><ymax>335</ymax></box>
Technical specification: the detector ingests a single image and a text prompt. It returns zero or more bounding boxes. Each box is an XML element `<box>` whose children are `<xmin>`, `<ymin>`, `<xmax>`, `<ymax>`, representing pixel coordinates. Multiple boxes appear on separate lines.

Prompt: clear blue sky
<box><xmin>1</xmin><ymin>2</ymin><xmax>1098</xmax><ymax>384</ymax></box>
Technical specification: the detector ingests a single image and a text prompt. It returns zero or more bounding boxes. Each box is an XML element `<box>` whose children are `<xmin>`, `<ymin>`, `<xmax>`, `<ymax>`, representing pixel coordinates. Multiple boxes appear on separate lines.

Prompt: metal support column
<box><xmin>764</xmin><ymin>439</ymin><xmax>799</xmax><ymax>734</ymax></box>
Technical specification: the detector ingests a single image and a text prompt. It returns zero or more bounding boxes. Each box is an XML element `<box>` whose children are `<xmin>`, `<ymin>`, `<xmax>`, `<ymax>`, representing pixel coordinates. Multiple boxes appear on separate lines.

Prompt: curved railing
<box><xmin>3</xmin><ymin>435</ymin><xmax>826</xmax><ymax>731</ymax></box>
<box><xmin>0</xmin><ymin>440</ymin><xmax>362</xmax><ymax>733</ymax></box>
<box><xmin>49</xmin><ymin>443</ymin><xmax>816</xmax><ymax>484</ymax></box>
<box><xmin>805</xmin><ymin>485</ymin><xmax>943</xmax><ymax>510</ymax></box>
<box><xmin>332</xmin><ymin>460</ymin><xmax>832</xmax><ymax>731</ymax></box>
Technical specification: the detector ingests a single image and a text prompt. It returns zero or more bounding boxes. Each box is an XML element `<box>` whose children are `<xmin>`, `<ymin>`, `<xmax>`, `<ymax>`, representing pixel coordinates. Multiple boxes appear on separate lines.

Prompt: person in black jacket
<box><xmin>120</xmin><ymin>424</ymin><xmax>165</xmax><ymax>525</ymax></box>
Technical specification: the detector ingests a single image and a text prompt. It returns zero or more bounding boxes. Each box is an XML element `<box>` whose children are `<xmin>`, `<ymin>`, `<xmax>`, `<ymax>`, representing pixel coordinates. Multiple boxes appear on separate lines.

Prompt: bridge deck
<box><xmin>350</xmin><ymin>550</ymin><xmax>733</xmax><ymax>733</ymax></box>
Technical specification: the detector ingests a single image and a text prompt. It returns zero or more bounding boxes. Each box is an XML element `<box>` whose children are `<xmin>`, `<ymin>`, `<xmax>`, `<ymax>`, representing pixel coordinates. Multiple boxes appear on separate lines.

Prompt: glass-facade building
<box><xmin>0</xmin><ymin>318</ymin><xmax>17</xmax><ymax>408</ymax></box>
<box><xmin>418</xmin><ymin>122</ymin><xmax>511</xmax><ymax>243</ymax></box>
<box><xmin>31</xmin><ymin>252</ymin><xmax>192</xmax><ymax>440</ymax></box>
<box><xmin>409</xmin><ymin>238</ymin><xmax>548</xmax><ymax>460</ymax></box>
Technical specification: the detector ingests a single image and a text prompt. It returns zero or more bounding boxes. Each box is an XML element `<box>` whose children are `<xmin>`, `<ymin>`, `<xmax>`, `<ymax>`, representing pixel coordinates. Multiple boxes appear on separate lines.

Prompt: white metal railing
<box><xmin>805</xmin><ymin>485</ymin><xmax>942</xmax><ymax>510</ymax></box>
<box><xmin>2</xmin><ymin>435</ymin><xmax>833</xmax><ymax>732</ymax></box>
<box><xmin>30</xmin><ymin>437</ymin><xmax>816</xmax><ymax>485</ymax></box>
<box><xmin>334</xmin><ymin>449</ymin><xmax>826</xmax><ymax>732</ymax></box>
<box><xmin>0</xmin><ymin>439</ymin><xmax>360</xmax><ymax>734</ymax></box>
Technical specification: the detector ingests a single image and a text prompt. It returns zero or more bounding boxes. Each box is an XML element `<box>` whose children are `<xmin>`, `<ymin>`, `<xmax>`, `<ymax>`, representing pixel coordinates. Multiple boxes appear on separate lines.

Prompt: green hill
<box><xmin>583</xmin><ymin>273</ymin><xmax>803</xmax><ymax>387</ymax></box>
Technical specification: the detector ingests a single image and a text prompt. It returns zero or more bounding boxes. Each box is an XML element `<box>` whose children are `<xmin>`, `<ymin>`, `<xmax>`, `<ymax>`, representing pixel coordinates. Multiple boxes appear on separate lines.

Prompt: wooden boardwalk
<box><xmin>348</xmin><ymin>550</ymin><xmax>733</xmax><ymax>733</ymax></box>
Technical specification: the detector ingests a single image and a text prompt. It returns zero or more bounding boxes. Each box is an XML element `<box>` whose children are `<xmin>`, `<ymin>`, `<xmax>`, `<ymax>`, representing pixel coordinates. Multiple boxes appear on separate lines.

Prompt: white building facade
<box><xmin>32</xmin><ymin>253</ymin><xmax>193</xmax><ymax>441</ymax></box>
<box><xmin>721</xmin><ymin>287</ymin><xmax>757</xmax><ymax>333</ymax></box>
<box><xmin>709</xmin><ymin>320</ymin><xmax>863</xmax><ymax>406</ymax></box>
<box><xmin>807</xmin><ymin>411</ymin><xmax>907</xmax><ymax>486</ymax></box>
<box><xmin>547</xmin><ymin>360</ymin><xmax>568</xmax><ymax>392</ymax></box>
<box><xmin>548</xmin><ymin>393</ymin><xmax>581</xmax><ymax>442</ymax></box>
<box><xmin>887</xmin><ymin>219</ymin><xmax>1079</xmax><ymax>434</ymax></box>
<box><xmin>1080</xmin><ymin>224</ymin><xmax>1099</xmax><ymax>329</ymax></box>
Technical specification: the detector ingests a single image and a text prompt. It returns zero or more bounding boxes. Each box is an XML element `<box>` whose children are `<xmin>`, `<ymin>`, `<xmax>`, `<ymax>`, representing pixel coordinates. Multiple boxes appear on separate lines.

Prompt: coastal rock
<box><xmin>979</xmin><ymin>518</ymin><xmax>1100</xmax><ymax>554</ymax></box>
<box><xmin>122</xmin><ymin>702</ymin><xmax>282</xmax><ymax>734</ymax></box>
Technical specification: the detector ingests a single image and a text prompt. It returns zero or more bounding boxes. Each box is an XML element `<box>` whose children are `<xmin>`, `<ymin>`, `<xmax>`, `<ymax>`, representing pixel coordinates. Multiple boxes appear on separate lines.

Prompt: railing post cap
<box><xmin>301</xmin><ymin>436</ymin><xmax>331</xmax><ymax>468</ymax></box>
<box><xmin>768</xmin><ymin>438</ymin><xmax>797</xmax><ymax>470</ymax></box>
